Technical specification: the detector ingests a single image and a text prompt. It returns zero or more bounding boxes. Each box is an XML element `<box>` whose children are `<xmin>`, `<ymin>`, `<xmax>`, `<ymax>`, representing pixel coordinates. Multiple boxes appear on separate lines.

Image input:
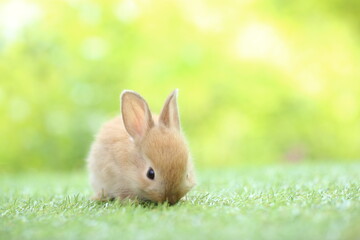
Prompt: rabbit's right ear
<box><xmin>121</xmin><ymin>90</ymin><xmax>154</xmax><ymax>141</ymax></box>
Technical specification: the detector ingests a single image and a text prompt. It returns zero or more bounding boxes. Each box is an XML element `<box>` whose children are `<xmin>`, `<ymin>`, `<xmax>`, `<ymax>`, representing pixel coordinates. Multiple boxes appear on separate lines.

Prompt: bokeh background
<box><xmin>1</xmin><ymin>0</ymin><xmax>359</xmax><ymax>172</ymax></box>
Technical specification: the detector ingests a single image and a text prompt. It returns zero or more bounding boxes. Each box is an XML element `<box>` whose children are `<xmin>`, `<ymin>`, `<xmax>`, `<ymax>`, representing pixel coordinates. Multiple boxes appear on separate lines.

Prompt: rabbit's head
<box><xmin>121</xmin><ymin>89</ymin><xmax>196</xmax><ymax>204</ymax></box>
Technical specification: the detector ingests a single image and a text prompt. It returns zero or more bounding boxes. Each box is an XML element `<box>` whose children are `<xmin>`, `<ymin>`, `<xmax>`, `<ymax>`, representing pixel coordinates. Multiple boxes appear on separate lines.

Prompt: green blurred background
<box><xmin>0</xmin><ymin>0</ymin><xmax>359</xmax><ymax>172</ymax></box>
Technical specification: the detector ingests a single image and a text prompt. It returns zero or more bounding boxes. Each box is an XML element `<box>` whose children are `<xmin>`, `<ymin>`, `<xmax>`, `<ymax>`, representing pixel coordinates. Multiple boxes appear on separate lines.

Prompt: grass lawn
<box><xmin>1</xmin><ymin>164</ymin><xmax>360</xmax><ymax>240</ymax></box>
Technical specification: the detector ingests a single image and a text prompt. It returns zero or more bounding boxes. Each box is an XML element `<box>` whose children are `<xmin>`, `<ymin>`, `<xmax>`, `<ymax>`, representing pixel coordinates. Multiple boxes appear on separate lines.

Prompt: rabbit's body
<box><xmin>87</xmin><ymin>90</ymin><xmax>196</xmax><ymax>204</ymax></box>
<box><xmin>87</xmin><ymin>116</ymin><xmax>138</xmax><ymax>200</ymax></box>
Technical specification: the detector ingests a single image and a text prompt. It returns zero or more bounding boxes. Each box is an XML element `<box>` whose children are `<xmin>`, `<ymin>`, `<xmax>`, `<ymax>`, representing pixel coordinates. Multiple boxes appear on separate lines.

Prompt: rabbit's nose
<box><xmin>166</xmin><ymin>195</ymin><xmax>180</xmax><ymax>205</ymax></box>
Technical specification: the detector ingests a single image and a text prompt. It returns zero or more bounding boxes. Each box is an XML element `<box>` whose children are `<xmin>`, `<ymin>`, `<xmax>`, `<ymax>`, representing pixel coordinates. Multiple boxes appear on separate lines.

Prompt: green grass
<box><xmin>1</xmin><ymin>164</ymin><xmax>360</xmax><ymax>240</ymax></box>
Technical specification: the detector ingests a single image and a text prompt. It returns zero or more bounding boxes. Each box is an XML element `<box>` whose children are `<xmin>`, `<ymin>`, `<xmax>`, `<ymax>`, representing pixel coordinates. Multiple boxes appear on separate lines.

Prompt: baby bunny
<box><xmin>87</xmin><ymin>89</ymin><xmax>196</xmax><ymax>204</ymax></box>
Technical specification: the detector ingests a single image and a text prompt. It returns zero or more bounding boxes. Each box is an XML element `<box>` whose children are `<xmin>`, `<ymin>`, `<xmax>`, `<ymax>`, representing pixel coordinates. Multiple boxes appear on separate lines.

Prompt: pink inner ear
<box><xmin>134</xmin><ymin>115</ymin><xmax>146</xmax><ymax>137</ymax></box>
<box><xmin>133</xmin><ymin>119</ymin><xmax>142</xmax><ymax>137</ymax></box>
<box><xmin>130</xmin><ymin>103</ymin><xmax>147</xmax><ymax>138</ymax></box>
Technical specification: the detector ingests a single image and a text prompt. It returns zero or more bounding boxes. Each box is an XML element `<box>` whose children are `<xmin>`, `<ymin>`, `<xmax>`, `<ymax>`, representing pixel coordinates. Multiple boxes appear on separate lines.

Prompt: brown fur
<box><xmin>87</xmin><ymin>89</ymin><xmax>196</xmax><ymax>204</ymax></box>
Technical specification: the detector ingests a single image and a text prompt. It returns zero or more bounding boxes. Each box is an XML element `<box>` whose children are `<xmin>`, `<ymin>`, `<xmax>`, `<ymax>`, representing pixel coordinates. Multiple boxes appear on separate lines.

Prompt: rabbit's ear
<box><xmin>159</xmin><ymin>89</ymin><xmax>180</xmax><ymax>130</ymax></box>
<box><xmin>121</xmin><ymin>90</ymin><xmax>154</xmax><ymax>141</ymax></box>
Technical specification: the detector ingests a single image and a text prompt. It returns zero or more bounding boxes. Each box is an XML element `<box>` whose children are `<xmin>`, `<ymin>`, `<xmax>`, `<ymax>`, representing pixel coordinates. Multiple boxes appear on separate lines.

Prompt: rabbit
<box><xmin>87</xmin><ymin>89</ymin><xmax>196</xmax><ymax>205</ymax></box>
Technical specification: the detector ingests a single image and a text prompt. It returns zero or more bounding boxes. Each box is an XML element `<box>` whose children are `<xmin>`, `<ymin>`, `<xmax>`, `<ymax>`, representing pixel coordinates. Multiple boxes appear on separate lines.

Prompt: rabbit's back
<box><xmin>87</xmin><ymin>116</ymin><xmax>137</xmax><ymax>200</ymax></box>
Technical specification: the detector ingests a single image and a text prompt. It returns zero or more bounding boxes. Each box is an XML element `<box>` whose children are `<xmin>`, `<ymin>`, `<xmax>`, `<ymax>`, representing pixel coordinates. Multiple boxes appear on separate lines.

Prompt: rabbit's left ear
<box><xmin>121</xmin><ymin>90</ymin><xmax>154</xmax><ymax>141</ymax></box>
<box><xmin>159</xmin><ymin>89</ymin><xmax>180</xmax><ymax>130</ymax></box>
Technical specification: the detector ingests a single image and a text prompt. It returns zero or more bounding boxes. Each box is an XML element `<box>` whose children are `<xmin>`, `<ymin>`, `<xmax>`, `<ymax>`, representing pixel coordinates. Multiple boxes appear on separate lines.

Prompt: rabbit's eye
<box><xmin>147</xmin><ymin>167</ymin><xmax>155</xmax><ymax>180</ymax></box>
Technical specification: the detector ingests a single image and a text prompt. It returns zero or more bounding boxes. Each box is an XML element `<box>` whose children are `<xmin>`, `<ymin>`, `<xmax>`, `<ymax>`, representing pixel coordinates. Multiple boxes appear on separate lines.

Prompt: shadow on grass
<box><xmin>93</xmin><ymin>197</ymin><xmax>190</xmax><ymax>209</ymax></box>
